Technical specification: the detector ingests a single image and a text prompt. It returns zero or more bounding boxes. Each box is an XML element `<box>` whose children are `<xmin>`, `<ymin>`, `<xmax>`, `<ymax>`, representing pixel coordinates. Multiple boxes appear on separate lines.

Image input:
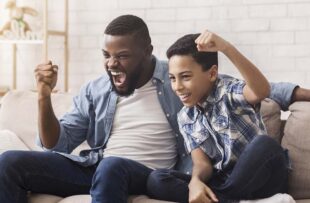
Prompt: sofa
<box><xmin>0</xmin><ymin>90</ymin><xmax>309</xmax><ymax>203</ymax></box>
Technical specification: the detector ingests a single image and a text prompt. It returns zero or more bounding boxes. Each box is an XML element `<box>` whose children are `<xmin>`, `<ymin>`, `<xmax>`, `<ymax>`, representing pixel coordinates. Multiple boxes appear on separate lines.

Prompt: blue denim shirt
<box><xmin>37</xmin><ymin>56</ymin><xmax>297</xmax><ymax>173</ymax></box>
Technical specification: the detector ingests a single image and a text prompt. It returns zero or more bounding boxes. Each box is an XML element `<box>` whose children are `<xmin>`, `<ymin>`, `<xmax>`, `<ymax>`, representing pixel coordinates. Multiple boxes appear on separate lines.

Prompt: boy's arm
<box><xmin>195</xmin><ymin>30</ymin><xmax>270</xmax><ymax>105</ymax></box>
<box><xmin>189</xmin><ymin>148</ymin><xmax>218</xmax><ymax>203</ymax></box>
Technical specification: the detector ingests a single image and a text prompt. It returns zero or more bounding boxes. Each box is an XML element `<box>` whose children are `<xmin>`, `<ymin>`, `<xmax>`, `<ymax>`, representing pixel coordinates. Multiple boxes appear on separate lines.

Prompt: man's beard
<box><xmin>107</xmin><ymin>64</ymin><xmax>143</xmax><ymax>97</ymax></box>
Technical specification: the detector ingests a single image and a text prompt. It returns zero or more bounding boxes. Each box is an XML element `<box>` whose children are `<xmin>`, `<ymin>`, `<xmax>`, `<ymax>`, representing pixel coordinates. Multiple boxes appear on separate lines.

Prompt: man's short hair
<box><xmin>166</xmin><ymin>33</ymin><xmax>218</xmax><ymax>71</ymax></box>
<box><xmin>104</xmin><ymin>14</ymin><xmax>151</xmax><ymax>47</ymax></box>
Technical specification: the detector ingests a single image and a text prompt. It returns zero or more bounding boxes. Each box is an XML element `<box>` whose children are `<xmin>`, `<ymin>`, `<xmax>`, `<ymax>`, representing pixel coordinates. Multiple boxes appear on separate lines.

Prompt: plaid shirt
<box><xmin>178</xmin><ymin>75</ymin><xmax>267</xmax><ymax>171</ymax></box>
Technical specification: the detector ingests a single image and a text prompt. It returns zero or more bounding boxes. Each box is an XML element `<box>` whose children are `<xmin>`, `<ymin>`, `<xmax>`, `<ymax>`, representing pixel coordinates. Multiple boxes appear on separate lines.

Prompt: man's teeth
<box><xmin>110</xmin><ymin>71</ymin><xmax>123</xmax><ymax>76</ymax></box>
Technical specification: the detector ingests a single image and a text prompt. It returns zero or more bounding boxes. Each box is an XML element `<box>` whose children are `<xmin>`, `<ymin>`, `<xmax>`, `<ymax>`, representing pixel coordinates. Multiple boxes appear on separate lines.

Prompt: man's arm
<box><xmin>195</xmin><ymin>30</ymin><xmax>270</xmax><ymax>106</ymax></box>
<box><xmin>188</xmin><ymin>148</ymin><xmax>218</xmax><ymax>203</ymax></box>
<box><xmin>292</xmin><ymin>87</ymin><xmax>310</xmax><ymax>103</ymax></box>
<box><xmin>34</xmin><ymin>61</ymin><xmax>60</xmax><ymax>149</ymax></box>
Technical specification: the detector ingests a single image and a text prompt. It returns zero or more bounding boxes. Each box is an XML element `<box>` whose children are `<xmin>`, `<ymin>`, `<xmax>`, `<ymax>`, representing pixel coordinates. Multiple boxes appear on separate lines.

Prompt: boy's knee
<box><xmin>253</xmin><ymin>135</ymin><xmax>282</xmax><ymax>152</ymax></box>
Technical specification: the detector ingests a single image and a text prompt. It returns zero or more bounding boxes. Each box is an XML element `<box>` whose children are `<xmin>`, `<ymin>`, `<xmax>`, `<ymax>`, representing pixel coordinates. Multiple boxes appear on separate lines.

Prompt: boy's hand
<box><xmin>195</xmin><ymin>30</ymin><xmax>230</xmax><ymax>53</ymax></box>
<box><xmin>188</xmin><ymin>177</ymin><xmax>218</xmax><ymax>203</ymax></box>
<box><xmin>34</xmin><ymin>61</ymin><xmax>58</xmax><ymax>98</ymax></box>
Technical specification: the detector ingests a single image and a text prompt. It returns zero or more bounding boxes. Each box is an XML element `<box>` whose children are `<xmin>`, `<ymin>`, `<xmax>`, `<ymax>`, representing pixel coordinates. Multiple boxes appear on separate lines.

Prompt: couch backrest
<box><xmin>282</xmin><ymin>102</ymin><xmax>310</xmax><ymax>199</ymax></box>
<box><xmin>0</xmin><ymin>90</ymin><xmax>73</xmax><ymax>150</ymax></box>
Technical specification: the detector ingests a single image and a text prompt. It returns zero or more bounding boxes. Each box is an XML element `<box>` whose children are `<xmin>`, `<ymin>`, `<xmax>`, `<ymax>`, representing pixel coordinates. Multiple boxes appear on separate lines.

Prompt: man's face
<box><xmin>168</xmin><ymin>55</ymin><xmax>217</xmax><ymax>107</ymax></box>
<box><xmin>102</xmin><ymin>34</ymin><xmax>146</xmax><ymax>96</ymax></box>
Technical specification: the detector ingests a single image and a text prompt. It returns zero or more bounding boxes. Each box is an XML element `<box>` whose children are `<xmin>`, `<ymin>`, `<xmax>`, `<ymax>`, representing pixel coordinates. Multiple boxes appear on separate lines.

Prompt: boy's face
<box><xmin>168</xmin><ymin>55</ymin><xmax>217</xmax><ymax>107</ymax></box>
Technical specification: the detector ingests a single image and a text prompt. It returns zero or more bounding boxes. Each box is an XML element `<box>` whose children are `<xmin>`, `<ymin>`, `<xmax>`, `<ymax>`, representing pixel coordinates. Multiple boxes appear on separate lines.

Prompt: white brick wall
<box><xmin>1</xmin><ymin>0</ymin><xmax>310</xmax><ymax>93</ymax></box>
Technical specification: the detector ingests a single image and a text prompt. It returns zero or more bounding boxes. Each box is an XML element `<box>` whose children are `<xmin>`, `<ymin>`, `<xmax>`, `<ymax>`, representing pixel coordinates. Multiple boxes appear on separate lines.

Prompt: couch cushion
<box><xmin>28</xmin><ymin>194</ymin><xmax>63</xmax><ymax>203</ymax></box>
<box><xmin>28</xmin><ymin>194</ymin><xmax>177</xmax><ymax>203</ymax></box>
<box><xmin>0</xmin><ymin>90</ymin><xmax>73</xmax><ymax>150</ymax></box>
<box><xmin>260</xmin><ymin>98</ymin><xmax>282</xmax><ymax>143</ymax></box>
<box><xmin>0</xmin><ymin>129</ymin><xmax>29</xmax><ymax>154</ymax></box>
<box><xmin>282</xmin><ymin>102</ymin><xmax>310</xmax><ymax>199</ymax></box>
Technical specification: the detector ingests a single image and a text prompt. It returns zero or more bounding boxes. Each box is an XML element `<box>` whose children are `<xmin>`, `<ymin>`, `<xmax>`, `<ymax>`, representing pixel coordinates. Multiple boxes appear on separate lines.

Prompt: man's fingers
<box><xmin>37</xmin><ymin>76</ymin><xmax>54</xmax><ymax>85</ymax></box>
<box><xmin>205</xmin><ymin>187</ymin><xmax>218</xmax><ymax>202</ymax></box>
<box><xmin>52</xmin><ymin>65</ymin><xmax>58</xmax><ymax>72</ymax></box>
<box><xmin>37</xmin><ymin>70</ymin><xmax>55</xmax><ymax>78</ymax></box>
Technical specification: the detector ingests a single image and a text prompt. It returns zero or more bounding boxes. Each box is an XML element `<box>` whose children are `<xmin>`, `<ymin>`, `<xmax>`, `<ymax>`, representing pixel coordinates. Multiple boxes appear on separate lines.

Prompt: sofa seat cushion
<box><xmin>28</xmin><ymin>194</ymin><xmax>177</xmax><ymax>203</ymax></box>
<box><xmin>0</xmin><ymin>129</ymin><xmax>29</xmax><ymax>154</ymax></box>
<box><xmin>282</xmin><ymin>102</ymin><xmax>310</xmax><ymax>199</ymax></box>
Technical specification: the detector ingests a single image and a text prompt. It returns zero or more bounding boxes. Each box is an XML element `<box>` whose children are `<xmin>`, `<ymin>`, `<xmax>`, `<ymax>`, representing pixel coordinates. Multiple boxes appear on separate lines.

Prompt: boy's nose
<box><xmin>174</xmin><ymin>80</ymin><xmax>184</xmax><ymax>91</ymax></box>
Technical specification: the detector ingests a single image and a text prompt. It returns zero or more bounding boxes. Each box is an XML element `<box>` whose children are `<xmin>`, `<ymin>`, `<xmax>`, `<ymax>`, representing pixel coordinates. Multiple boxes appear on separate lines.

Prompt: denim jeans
<box><xmin>0</xmin><ymin>151</ymin><xmax>152</xmax><ymax>203</ymax></box>
<box><xmin>147</xmin><ymin>135</ymin><xmax>289</xmax><ymax>203</ymax></box>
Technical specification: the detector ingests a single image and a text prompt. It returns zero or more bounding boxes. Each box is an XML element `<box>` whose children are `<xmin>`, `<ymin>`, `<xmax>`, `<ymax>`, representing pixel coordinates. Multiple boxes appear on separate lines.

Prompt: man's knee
<box><xmin>94</xmin><ymin>157</ymin><xmax>131</xmax><ymax>182</ymax></box>
<box><xmin>147</xmin><ymin>169</ymin><xmax>171</xmax><ymax>194</ymax></box>
<box><xmin>0</xmin><ymin>151</ymin><xmax>25</xmax><ymax>178</ymax></box>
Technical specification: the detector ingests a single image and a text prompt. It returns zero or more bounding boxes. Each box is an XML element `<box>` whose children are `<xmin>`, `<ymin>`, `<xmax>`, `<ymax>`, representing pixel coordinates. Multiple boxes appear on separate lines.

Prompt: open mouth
<box><xmin>109</xmin><ymin>70</ymin><xmax>127</xmax><ymax>87</ymax></box>
<box><xmin>178</xmin><ymin>93</ymin><xmax>191</xmax><ymax>102</ymax></box>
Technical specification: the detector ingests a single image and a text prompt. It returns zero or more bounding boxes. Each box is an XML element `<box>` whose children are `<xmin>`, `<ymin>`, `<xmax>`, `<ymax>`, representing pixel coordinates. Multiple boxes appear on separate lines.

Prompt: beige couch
<box><xmin>0</xmin><ymin>90</ymin><xmax>310</xmax><ymax>203</ymax></box>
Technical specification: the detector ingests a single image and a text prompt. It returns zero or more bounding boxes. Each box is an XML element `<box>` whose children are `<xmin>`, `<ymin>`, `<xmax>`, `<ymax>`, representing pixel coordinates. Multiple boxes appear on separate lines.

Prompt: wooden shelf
<box><xmin>0</xmin><ymin>0</ymin><xmax>69</xmax><ymax>91</ymax></box>
<box><xmin>0</xmin><ymin>40</ymin><xmax>44</xmax><ymax>44</ymax></box>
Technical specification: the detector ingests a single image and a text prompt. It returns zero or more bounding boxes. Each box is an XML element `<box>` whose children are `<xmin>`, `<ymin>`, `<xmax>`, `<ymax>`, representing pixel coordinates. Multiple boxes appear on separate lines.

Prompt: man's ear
<box><xmin>209</xmin><ymin>65</ymin><xmax>218</xmax><ymax>82</ymax></box>
<box><xmin>145</xmin><ymin>44</ymin><xmax>153</xmax><ymax>57</ymax></box>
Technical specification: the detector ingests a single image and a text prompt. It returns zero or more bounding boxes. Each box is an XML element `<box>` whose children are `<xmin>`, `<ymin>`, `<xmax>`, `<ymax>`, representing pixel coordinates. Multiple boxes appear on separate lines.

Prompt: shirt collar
<box><xmin>201</xmin><ymin>77</ymin><xmax>224</xmax><ymax>111</ymax></box>
<box><xmin>151</xmin><ymin>55</ymin><xmax>167</xmax><ymax>84</ymax></box>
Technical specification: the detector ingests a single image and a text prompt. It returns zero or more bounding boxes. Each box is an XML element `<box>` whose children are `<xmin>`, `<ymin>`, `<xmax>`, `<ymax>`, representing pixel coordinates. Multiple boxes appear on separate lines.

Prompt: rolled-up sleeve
<box><xmin>269</xmin><ymin>82</ymin><xmax>298</xmax><ymax>111</ymax></box>
<box><xmin>36</xmin><ymin>84</ymin><xmax>91</xmax><ymax>153</ymax></box>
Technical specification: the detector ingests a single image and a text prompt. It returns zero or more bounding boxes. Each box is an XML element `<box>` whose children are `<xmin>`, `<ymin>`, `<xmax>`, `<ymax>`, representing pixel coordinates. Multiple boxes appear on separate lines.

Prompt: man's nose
<box><xmin>107</xmin><ymin>57</ymin><xmax>119</xmax><ymax>67</ymax></box>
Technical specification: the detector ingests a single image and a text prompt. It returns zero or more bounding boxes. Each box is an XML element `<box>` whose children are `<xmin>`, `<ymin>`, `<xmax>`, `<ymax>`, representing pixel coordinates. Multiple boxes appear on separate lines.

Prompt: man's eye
<box><xmin>103</xmin><ymin>54</ymin><xmax>110</xmax><ymax>59</ymax></box>
<box><xmin>118</xmin><ymin>55</ymin><xmax>130</xmax><ymax>59</ymax></box>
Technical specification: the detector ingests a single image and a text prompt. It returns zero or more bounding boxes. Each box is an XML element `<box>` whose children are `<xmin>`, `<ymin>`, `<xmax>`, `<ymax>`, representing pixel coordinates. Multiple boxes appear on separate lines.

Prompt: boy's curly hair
<box><xmin>166</xmin><ymin>33</ymin><xmax>218</xmax><ymax>71</ymax></box>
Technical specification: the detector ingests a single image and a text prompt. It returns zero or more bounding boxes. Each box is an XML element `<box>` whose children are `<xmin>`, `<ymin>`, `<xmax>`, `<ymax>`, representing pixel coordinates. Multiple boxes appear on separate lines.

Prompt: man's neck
<box><xmin>136</xmin><ymin>57</ymin><xmax>155</xmax><ymax>88</ymax></box>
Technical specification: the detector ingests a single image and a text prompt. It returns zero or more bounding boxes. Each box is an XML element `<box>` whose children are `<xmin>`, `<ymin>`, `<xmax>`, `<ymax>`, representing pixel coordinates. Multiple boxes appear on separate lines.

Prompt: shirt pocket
<box><xmin>190</xmin><ymin>128</ymin><xmax>209</xmax><ymax>145</ymax></box>
<box><xmin>212</xmin><ymin>114</ymin><xmax>229</xmax><ymax>134</ymax></box>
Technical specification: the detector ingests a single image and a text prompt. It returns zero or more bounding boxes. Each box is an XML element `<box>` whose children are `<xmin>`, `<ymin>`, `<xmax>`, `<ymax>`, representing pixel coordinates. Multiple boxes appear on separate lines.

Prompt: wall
<box><xmin>1</xmin><ymin>0</ymin><xmax>310</xmax><ymax>93</ymax></box>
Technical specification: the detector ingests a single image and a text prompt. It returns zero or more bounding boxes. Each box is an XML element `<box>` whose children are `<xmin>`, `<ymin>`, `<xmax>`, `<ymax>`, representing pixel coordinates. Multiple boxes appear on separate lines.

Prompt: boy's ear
<box><xmin>209</xmin><ymin>65</ymin><xmax>218</xmax><ymax>82</ymax></box>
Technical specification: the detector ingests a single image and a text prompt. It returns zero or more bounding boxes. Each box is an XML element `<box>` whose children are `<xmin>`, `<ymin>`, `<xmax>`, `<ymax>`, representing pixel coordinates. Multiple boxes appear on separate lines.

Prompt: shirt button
<box><xmin>166</xmin><ymin>113</ymin><xmax>170</xmax><ymax>117</ymax></box>
<box><xmin>182</xmin><ymin>153</ymin><xmax>186</xmax><ymax>157</ymax></box>
<box><xmin>175</xmin><ymin>134</ymin><xmax>179</xmax><ymax>137</ymax></box>
<box><xmin>186</xmin><ymin>171</ymin><xmax>190</xmax><ymax>175</ymax></box>
<box><xmin>161</xmin><ymin>80</ymin><xmax>164</xmax><ymax>83</ymax></box>
<box><xmin>153</xmin><ymin>79</ymin><xmax>157</xmax><ymax>83</ymax></box>
<box><xmin>158</xmin><ymin>91</ymin><xmax>162</xmax><ymax>95</ymax></box>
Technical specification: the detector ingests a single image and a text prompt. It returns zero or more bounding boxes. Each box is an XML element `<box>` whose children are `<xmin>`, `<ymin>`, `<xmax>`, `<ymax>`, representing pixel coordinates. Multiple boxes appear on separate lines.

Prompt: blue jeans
<box><xmin>147</xmin><ymin>135</ymin><xmax>289</xmax><ymax>203</ymax></box>
<box><xmin>0</xmin><ymin>151</ymin><xmax>152</xmax><ymax>203</ymax></box>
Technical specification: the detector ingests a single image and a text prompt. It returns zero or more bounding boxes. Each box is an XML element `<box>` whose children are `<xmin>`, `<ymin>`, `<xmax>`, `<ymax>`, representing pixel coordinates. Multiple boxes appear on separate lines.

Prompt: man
<box><xmin>0</xmin><ymin>14</ymin><xmax>307</xmax><ymax>203</ymax></box>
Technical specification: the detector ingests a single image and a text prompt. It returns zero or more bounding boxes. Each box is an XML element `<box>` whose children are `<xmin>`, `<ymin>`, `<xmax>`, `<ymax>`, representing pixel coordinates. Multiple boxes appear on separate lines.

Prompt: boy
<box><xmin>147</xmin><ymin>31</ymin><xmax>290</xmax><ymax>203</ymax></box>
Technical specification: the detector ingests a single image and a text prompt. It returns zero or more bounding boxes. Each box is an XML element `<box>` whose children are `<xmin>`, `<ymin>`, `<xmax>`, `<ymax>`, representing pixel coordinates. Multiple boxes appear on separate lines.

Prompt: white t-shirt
<box><xmin>103</xmin><ymin>79</ymin><xmax>177</xmax><ymax>169</ymax></box>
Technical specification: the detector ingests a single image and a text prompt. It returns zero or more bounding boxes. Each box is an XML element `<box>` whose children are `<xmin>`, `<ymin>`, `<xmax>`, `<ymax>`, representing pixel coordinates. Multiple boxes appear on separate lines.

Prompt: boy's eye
<box><xmin>169</xmin><ymin>76</ymin><xmax>175</xmax><ymax>81</ymax></box>
<box><xmin>182</xmin><ymin>75</ymin><xmax>191</xmax><ymax>79</ymax></box>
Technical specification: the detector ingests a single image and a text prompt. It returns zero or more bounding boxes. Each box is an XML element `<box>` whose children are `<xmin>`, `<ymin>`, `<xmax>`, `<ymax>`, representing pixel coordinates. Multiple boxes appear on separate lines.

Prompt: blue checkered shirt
<box><xmin>178</xmin><ymin>75</ymin><xmax>267</xmax><ymax>171</ymax></box>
